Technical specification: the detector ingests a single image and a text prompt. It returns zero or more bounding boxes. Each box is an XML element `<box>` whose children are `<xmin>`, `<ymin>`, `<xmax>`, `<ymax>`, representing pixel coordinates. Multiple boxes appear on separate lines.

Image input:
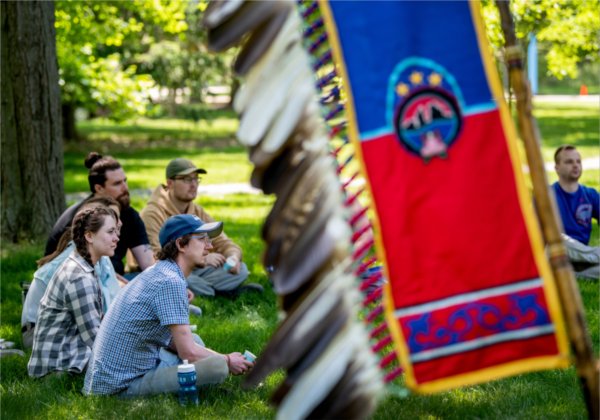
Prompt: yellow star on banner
<box><xmin>396</xmin><ymin>83</ymin><xmax>410</xmax><ymax>96</ymax></box>
<box><xmin>428</xmin><ymin>72</ymin><xmax>442</xmax><ymax>86</ymax></box>
<box><xmin>409</xmin><ymin>71</ymin><xmax>423</xmax><ymax>85</ymax></box>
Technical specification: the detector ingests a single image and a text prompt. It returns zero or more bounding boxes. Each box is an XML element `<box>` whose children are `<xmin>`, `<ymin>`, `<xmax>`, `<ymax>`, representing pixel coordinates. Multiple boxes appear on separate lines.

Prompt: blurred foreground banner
<box><xmin>320</xmin><ymin>1</ymin><xmax>570</xmax><ymax>392</ymax></box>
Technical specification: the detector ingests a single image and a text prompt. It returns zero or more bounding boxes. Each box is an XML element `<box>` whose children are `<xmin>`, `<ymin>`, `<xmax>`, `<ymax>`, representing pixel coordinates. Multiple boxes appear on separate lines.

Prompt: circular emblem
<box><xmin>395</xmin><ymin>88</ymin><xmax>461</xmax><ymax>162</ymax></box>
<box><xmin>389</xmin><ymin>61</ymin><xmax>463</xmax><ymax>163</ymax></box>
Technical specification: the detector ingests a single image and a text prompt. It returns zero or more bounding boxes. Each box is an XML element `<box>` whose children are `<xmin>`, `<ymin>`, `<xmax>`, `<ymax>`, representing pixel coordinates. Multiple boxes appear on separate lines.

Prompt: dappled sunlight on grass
<box><xmin>2</xmin><ymin>102</ymin><xmax>598</xmax><ymax>419</ymax></box>
<box><xmin>78</xmin><ymin>115</ymin><xmax>239</xmax><ymax>144</ymax></box>
<box><xmin>64</xmin><ymin>148</ymin><xmax>253</xmax><ymax>192</ymax></box>
<box><xmin>533</xmin><ymin>102</ymin><xmax>599</xmax><ymax>160</ymax></box>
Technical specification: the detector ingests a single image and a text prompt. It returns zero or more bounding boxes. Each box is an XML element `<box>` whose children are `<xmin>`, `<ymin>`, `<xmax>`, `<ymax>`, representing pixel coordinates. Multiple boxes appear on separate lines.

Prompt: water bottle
<box><xmin>178</xmin><ymin>360</ymin><xmax>199</xmax><ymax>406</ymax></box>
<box><xmin>223</xmin><ymin>256</ymin><xmax>237</xmax><ymax>272</ymax></box>
<box><xmin>243</xmin><ymin>350</ymin><xmax>256</xmax><ymax>363</ymax></box>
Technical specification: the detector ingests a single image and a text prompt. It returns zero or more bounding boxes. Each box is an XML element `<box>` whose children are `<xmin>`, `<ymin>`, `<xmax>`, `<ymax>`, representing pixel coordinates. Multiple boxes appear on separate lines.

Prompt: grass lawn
<box><xmin>1</xmin><ymin>102</ymin><xmax>598</xmax><ymax>419</ymax></box>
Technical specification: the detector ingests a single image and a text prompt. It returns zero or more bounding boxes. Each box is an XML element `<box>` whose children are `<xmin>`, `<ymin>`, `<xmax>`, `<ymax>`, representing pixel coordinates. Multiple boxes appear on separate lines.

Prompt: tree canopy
<box><xmin>55</xmin><ymin>0</ymin><xmax>235</xmax><ymax>127</ymax></box>
<box><xmin>54</xmin><ymin>0</ymin><xmax>599</xmax><ymax>126</ymax></box>
<box><xmin>482</xmin><ymin>0</ymin><xmax>600</xmax><ymax>80</ymax></box>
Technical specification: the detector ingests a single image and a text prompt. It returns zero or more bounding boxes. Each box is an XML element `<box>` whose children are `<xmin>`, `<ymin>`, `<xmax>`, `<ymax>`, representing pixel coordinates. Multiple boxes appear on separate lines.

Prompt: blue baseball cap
<box><xmin>159</xmin><ymin>214</ymin><xmax>223</xmax><ymax>247</ymax></box>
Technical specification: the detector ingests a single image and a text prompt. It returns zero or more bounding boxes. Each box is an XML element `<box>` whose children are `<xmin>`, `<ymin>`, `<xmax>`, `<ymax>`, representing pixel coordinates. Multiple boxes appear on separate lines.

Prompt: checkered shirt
<box><xmin>83</xmin><ymin>259</ymin><xmax>189</xmax><ymax>395</ymax></box>
<box><xmin>28</xmin><ymin>251</ymin><xmax>102</xmax><ymax>377</ymax></box>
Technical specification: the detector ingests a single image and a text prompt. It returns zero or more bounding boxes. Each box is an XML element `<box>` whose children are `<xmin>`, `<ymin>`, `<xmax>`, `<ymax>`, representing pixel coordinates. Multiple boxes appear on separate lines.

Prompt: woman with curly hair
<box><xmin>28</xmin><ymin>206</ymin><xmax>119</xmax><ymax>378</ymax></box>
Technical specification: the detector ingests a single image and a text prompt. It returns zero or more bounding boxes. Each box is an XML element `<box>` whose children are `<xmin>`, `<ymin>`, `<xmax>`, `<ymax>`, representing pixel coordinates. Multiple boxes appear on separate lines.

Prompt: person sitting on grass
<box><xmin>84</xmin><ymin>214</ymin><xmax>254</xmax><ymax>396</ymax></box>
<box><xmin>138</xmin><ymin>158</ymin><xmax>263</xmax><ymax>298</ymax></box>
<box><xmin>552</xmin><ymin>145</ymin><xmax>599</xmax><ymax>280</ymax></box>
<box><xmin>44</xmin><ymin>152</ymin><xmax>155</xmax><ymax>282</ymax></box>
<box><xmin>28</xmin><ymin>206</ymin><xmax>120</xmax><ymax>378</ymax></box>
<box><xmin>21</xmin><ymin>197</ymin><xmax>122</xmax><ymax>350</ymax></box>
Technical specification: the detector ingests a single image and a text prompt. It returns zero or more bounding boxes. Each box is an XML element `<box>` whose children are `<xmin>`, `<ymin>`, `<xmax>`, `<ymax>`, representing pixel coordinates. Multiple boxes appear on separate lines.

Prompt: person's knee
<box><xmin>239</xmin><ymin>262</ymin><xmax>249</xmax><ymax>279</ymax></box>
<box><xmin>194</xmin><ymin>355</ymin><xmax>228</xmax><ymax>385</ymax></box>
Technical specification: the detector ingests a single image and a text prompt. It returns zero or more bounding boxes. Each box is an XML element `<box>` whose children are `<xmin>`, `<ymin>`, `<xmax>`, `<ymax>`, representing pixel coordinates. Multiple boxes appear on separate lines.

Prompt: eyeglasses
<box><xmin>173</xmin><ymin>175</ymin><xmax>201</xmax><ymax>184</ymax></box>
<box><xmin>191</xmin><ymin>234</ymin><xmax>211</xmax><ymax>245</ymax></box>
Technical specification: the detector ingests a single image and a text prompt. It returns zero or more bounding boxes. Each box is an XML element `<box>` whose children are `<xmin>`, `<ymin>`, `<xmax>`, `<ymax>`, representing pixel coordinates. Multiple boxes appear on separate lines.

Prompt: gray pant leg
<box><xmin>562</xmin><ymin>234</ymin><xmax>600</xmax><ymax>264</ymax></box>
<box><xmin>122</xmin><ymin>355</ymin><xmax>228</xmax><ymax>396</ymax></box>
<box><xmin>186</xmin><ymin>263</ymin><xmax>249</xmax><ymax>297</ymax></box>
<box><xmin>575</xmin><ymin>264</ymin><xmax>599</xmax><ymax>280</ymax></box>
<box><xmin>22</xmin><ymin>328</ymin><xmax>34</xmax><ymax>350</ymax></box>
<box><xmin>561</xmin><ymin>234</ymin><xmax>599</xmax><ymax>280</ymax></box>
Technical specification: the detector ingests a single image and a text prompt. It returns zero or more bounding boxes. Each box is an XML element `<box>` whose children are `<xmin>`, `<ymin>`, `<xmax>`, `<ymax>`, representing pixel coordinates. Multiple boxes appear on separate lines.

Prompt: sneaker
<box><xmin>216</xmin><ymin>283</ymin><xmax>264</xmax><ymax>299</ymax></box>
<box><xmin>189</xmin><ymin>304</ymin><xmax>203</xmax><ymax>316</ymax></box>
<box><xmin>237</xmin><ymin>283</ymin><xmax>264</xmax><ymax>294</ymax></box>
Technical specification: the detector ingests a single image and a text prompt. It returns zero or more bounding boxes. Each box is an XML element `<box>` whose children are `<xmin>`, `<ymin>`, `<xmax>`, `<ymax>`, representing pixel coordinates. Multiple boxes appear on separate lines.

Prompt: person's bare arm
<box><xmin>116</xmin><ymin>273</ymin><xmax>129</xmax><ymax>287</ymax></box>
<box><xmin>169</xmin><ymin>324</ymin><xmax>253</xmax><ymax>374</ymax></box>
<box><xmin>130</xmin><ymin>244</ymin><xmax>155</xmax><ymax>271</ymax></box>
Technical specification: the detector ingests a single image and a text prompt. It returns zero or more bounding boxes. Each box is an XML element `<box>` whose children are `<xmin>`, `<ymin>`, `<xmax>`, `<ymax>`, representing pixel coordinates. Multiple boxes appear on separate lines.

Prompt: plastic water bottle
<box><xmin>178</xmin><ymin>360</ymin><xmax>199</xmax><ymax>406</ymax></box>
<box><xmin>223</xmin><ymin>256</ymin><xmax>237</xmax><ymax>272</ymax></box>
<box><xmin>243</xmin><ymin>350</ymin><xmax>256</xmax><ymax>363</ymax></box>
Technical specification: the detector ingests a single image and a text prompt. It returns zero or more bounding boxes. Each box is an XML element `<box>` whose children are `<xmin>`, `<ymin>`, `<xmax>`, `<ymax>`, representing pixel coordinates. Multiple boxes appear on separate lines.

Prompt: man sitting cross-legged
<box><xmin>139</xmin><ymin>158</ymin><xmax>263</xmax><ymax>297</ymax></box>
<box><xmin>552</xmin><ymin>145</ymin><xmax>599</xmax><ymax>280</ymax></box>
<box><xmin>84</xmin><ymin>215</ymin><xmax>254</xmax><ymax>396</ymax></box>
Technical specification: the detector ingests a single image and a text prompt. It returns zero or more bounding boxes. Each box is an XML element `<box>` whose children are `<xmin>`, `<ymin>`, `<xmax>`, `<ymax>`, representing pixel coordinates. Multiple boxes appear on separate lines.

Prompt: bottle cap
<box><xmin>178</xmin><ymin>360</ymin><xmax>196</xmax><ymax>373</ymax></box>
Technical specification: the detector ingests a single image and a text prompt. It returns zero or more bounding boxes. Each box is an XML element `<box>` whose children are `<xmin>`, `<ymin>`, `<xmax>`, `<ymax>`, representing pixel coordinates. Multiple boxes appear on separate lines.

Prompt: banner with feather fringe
<box><xmin>319</xmin><ymin>0</ymin><xmax>569</xmax><ymax>393</ymax></box>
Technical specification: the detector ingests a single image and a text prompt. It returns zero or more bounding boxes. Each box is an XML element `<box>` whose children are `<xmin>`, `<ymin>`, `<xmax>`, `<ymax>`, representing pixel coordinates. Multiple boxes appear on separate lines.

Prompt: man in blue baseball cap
<box><xmin>84</xmin><ymin>214</ymin><xmax>254</xmax><ymax>397</ymax></box>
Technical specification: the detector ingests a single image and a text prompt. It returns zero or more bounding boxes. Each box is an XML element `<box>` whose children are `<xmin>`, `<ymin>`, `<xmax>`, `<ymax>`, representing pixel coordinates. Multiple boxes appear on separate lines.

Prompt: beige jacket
<box><xmin>141</xmin><ymin>185</ymin><xmax>242</xmax><ymax>260</ymax></box>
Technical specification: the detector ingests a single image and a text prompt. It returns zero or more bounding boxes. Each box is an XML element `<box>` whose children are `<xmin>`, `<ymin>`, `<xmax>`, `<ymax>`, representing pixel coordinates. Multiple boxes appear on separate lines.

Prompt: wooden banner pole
<box><xmin>495</xmin><ymin>2</ymin><xmax>599</xmax><ymax>418</ymax></box>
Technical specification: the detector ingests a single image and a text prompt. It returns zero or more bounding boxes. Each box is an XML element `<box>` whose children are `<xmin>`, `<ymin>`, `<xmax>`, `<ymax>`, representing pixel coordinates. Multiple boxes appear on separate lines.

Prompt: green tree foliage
<box><xmin>135</xmin><ymin>1</ymin><xmax>234</xmax><ymax>108</ymax></box>
<box><xmin>482</xmin><ymin>0</ymin><xmax>600</xmax><ymax>80</ymax></box>
<box><xmin>55</xmin><ymin>0</ymin><xmax>234</xmax><ymax>133</ymax></box>
<box><xmin>55</xmin><ymin>0</ymin><xmax>188</xmax><ymax>123</ymax></box>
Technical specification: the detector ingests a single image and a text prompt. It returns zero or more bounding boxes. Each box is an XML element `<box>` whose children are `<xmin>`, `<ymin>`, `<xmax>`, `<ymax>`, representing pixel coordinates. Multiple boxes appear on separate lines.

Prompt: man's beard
<box><xmin>117</xmin><ymin>193</ymin><xmax>130</xmax><ymax>208</ymax></box>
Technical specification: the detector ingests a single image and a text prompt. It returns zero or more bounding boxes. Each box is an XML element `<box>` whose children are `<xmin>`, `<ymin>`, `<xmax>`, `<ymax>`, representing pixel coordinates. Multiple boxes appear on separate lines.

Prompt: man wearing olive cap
<box><xmin>139</xmin><ymin>158</ymin><xmax>262</xmax><ymax>297</ymax></box>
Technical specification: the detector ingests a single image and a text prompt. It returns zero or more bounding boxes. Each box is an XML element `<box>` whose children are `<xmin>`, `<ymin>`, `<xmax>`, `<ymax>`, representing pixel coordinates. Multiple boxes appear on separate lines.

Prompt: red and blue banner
<box><xmin>320</xmin><ymin>1</ymin><xmax>569</xmax><ymax>392</ymax></box>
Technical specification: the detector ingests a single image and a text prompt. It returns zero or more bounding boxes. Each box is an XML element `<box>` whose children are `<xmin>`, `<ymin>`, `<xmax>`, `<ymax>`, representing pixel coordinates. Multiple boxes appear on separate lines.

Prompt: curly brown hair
<box><xmin>71</xmin><ymin>206</ymin><xmax>118</xmax><ymax>267</ymax></box>
<box><xmin>156</xmin><ymin>234</ymin><xmax>192</xmax><ymax>261</ymax></box>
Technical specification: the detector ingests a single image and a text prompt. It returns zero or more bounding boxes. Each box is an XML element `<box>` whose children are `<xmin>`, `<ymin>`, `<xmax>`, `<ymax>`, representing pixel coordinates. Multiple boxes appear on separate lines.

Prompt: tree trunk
<box><xmin>1</xmin><ymin>1</ymin><xmax>65</xmax><ymax>242</ymax></box>
<box><xmin>62</xmin><ymin>103</ymin><xmax>79</xmax><ymax>142</ymax></box>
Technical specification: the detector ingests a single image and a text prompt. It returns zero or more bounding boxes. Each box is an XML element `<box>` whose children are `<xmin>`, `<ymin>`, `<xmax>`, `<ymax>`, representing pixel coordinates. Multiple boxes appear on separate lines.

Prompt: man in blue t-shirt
<box><xmin>552</xmin><ymin>145</ymin><xmax>599</xmax><ymax>280</ymax></box>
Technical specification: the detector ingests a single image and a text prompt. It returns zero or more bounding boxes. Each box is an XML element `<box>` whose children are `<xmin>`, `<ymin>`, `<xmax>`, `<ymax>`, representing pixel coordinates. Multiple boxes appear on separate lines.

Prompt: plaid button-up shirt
<box><xmin>28</xmin><ymin>251</ymin><xmax>102</xmax><ymax>378</ymax></box>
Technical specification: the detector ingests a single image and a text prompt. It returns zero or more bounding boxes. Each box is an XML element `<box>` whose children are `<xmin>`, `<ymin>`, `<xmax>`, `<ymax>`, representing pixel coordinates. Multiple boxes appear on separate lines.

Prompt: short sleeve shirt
<box><xmin>552</xmin><ymin>183</ymin><xmax>600</xmax><ymax>245</ymax></box>
<box><xmin>111</xmin><ymin>206</ymin><xmax>149</xmax><ymax>274</ymax></box>
<box><xmin>83</xmin><ymin>259</ymin><xmax>189</xmax><ymax>395</ymax></box>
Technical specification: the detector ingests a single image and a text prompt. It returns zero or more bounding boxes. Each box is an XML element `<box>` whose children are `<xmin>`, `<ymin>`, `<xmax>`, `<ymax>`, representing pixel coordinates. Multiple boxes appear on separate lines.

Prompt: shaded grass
<box><xmin>77</xmin><ymin>110</ymin><xmax>238</xmax><ymax>144</ymax></box>
<box><xmin>532</xmin><ymin>101</ymin><xmax>599</xmax><ymax>161</ymax></box>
